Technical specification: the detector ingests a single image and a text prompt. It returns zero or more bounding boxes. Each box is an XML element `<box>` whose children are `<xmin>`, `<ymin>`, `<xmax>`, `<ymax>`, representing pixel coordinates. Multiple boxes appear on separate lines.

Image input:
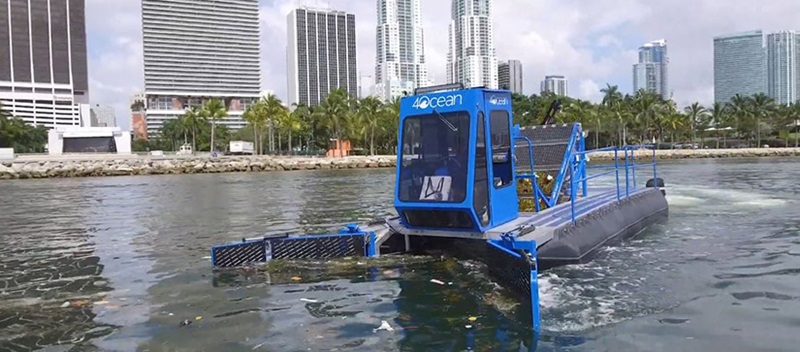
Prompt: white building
<box><xmin>48</xmin><ymin>126</ymin><xmax>131</xmax><ymax>155</ymax></box>
<box><xmin>540</xmin><ymin>75</ymin><xmax>568</xmax><ymax>96</ymax></box>
<box><xmin>766</xmin><ymin>30</ymin><xmax>799</xmax><ymax>105</ymax></box>
<box><xmin>374</xmin><ymin>0</ymin><xmax>429</xmax><ymax>101</ymax></box>
<box><xmin>632</xmin><ymin>39</ymin><xmax>669</xmax><ymax>99</ymax></box>
<box><xmin>0</xmin><ymin>0</ymin><xmax>89</xmax><ymax>128</ymax></box>
<box><xmin>141</xmin><ymin>0</ymin><xmax>262</xmax><ymax>134</ymax></box>
<box><xmin>446</xmin><ymin>0</ymin><xmax>498</xmax><ymax>89</ymax></box>
<box><xmin>287</xmin><ymin>6</ymin><xmax>358</xmax><ymax>107</ymax></box>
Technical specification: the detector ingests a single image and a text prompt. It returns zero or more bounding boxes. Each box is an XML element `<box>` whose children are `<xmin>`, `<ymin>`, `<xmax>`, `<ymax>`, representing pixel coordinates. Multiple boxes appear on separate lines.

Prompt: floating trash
<box><xmin>373</xmin><ymin>320</ymin><xmax>394</xmax><ymax>332</ymax></box>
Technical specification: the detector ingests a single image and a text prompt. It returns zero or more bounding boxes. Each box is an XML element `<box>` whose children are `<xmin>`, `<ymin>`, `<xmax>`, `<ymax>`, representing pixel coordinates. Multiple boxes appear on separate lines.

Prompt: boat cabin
<box><xmin>394</xmin><ymin>84</ymin><xmax>519</xmax><ymax>233</ymax></box>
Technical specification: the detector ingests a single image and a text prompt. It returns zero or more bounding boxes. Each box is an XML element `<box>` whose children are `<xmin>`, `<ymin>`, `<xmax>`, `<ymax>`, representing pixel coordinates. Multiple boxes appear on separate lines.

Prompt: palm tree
<box><xmin>314</xmin><ymin>89</ymin><xmax>350</xmax><ymax>157</ymax></box>
<box><xmin>728</xmin><ymin>94</ymin><xmax>751</xmax><ymax>143</ymax></box>
<box><xmin>600</xmin><ymin>84</ymin><xmax>626</xmax><ymax>145</ymax></box>
<box><xmin>242</xmin><ymin>102</ymin><xmax>265</xmax><ymax>154</ymax></box>
<box><xmin>749</xmin><ymin>92</ymin><xmax>775</xmax><ymax>147</ymax></box>
<box><xmin>262</xmin><ymin>93</ymin><xmax>286</xmax><ymax>153</ymax></box>
<box><xmin>683</xmin><ymin>102</ymin><xmax>708</xmax><ymax>143</ymax></box>
<box><xmin>181</xmin><ymin>106</ymin><xmax>205</xmax><ymax>153</ymax></box>
<box><xmin>358</xmin><ymin>96</ymin><xmax>383</xmax><ymax>155</ymax></box>
<box><xmin>286</xmin><ymin>106</ymin><xmax>308</xmax><ymax>154</ymax></box>
<box><xmin>203</xmin><ymin>98</ymin><xmax>228</xmax><ymax>152</ymax></box>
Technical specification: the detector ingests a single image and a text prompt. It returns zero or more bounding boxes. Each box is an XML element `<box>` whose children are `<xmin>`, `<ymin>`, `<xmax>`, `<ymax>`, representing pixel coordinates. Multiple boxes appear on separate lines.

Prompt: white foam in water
<box><xmin>681</xmin><ymin>186</ymin><xmax>788</xmax><ymax>208</ymax></box>
<box><xmin>664</xmin><ymin>194</ymin><xmax>706</xmax><ymax>207</ymax></box>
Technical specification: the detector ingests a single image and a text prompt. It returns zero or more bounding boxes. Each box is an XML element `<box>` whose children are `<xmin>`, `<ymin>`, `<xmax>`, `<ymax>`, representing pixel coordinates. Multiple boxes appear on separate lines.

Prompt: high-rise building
<box><xmin>374</xmin><ymin>0</ymin><xmax>428</xmax><ymax>101</ymax></box>
<box><xmin>766</xmin><ymin>30</ymin><xmax>799</xmax><ymax>105</ymax></box>
<box><xmin>713</xmin><ymin>30</ymin><xmax>767</xmax><ymax>104</ymax></box>
<box><xmin>498</xmin><ymin>60</ymin><xmax>523</xmax><ymax>94</ymax></box>
<box><xmin>141</xmin><ymin>0</ymin><xmax>262</xmax><ymax>135</ymax></box>
<box><xmin>287</xmin><ymin>7</ymin><xmax>357</xmax><ymax>107</ymax></box>
<box><xmin>540</xmin><ymin>75</ymin><xmax>568</xmax><ymax>96</ymax></box>
<box><xmin>446</xmin><ymin>0</ymin><xmax>497</xmax><ymax>89</ymax></box>
<box><xmin>90</xmin><ymin>104</ymin><xmax>116</xmax><ymax>127</ymax></box>
<box><xmin>632</xmin><ymin>39</ymin><xmax>669</xmax><ymax>99</ymax></box>
<box><xmin>0</xmin><ymin>0</ymin><xmax>89</xmax><ymax>127</ymax></box>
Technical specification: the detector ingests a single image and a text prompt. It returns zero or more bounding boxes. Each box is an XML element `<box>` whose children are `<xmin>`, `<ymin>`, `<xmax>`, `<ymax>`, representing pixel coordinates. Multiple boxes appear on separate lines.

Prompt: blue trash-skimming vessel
<box><xmin>209</xmin><ymin>83</ymin><xmax>669</xmax><ymax>334</ymax></box>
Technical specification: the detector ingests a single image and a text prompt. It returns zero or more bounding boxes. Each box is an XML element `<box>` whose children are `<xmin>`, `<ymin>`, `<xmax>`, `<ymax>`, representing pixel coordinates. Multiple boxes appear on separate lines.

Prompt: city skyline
<box><xmin>71</xmin><ymin>0</ymin><xmax>800</xmax><ymax>129</ymax></box>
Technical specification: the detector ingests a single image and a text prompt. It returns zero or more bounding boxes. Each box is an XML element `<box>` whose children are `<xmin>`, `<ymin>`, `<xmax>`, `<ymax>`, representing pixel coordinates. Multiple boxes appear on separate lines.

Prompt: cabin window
<box><xmin>473</xmin><ymin>111</ymin><xmax>490</xmax><ymax>226</ymax></box>
<box><xmin>398</xmin><ymin>111</ymin><xmax>471</xmax><ymax>203</ymax></box>
<box><xmin>490</xmin><ymin>110</ymin><xmax>513</xmax><ymax>188</ymax></box>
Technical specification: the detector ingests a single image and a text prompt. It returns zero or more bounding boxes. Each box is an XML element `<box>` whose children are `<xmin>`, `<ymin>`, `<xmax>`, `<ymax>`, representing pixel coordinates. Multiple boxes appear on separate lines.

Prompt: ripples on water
<box><xmin>0</xmin><ymin>160</ymin><xmax>799</xmax><ymax>351</ymax></box>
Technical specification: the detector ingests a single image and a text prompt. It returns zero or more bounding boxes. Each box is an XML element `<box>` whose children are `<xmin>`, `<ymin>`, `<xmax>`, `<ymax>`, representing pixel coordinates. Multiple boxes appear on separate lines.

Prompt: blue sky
<box><xmin>85</xmin><ymin>0</ymin><xmax>800</xmax><ymax>130</ymax></box>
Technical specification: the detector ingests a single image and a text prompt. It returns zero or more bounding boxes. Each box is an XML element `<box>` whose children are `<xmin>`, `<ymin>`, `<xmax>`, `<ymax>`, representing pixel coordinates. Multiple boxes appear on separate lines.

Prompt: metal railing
<box><xmin>567</xmin><ymin>144</ymin><xmax>658</xmax><ymax>224</ymax></box>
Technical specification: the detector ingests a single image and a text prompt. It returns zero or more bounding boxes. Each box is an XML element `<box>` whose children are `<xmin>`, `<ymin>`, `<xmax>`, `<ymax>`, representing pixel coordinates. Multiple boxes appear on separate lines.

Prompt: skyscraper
<box><xmin>141</xmin><ymin>0</ymin><xmax>262</xmax><ymax>134</ymax></box>
<box><xmin>498</xmin><ymin>60</ymin><xmax>523</xmax><ymax>94</ymax></box>
<box><xmin>632</xmin><ymin>39</ymin><xmax>669</xmax><ymax>99</ymax></box>
<box><xmin>540</xmin><ymin>75</ymin><xmax>568</xmax><ymax>96</ymax></box>
<box><xmin>0</xmin><ymin>0</ymin><xmax>89</xmax><ymax>127</ymax></box>
<box><xmin>766</xmin><ymin>30</ymin><xmax>799</xmax><ymax>105</ymax></box>
<box><xmin>374</xmin><ymin>0</ymin><xmax>428</xmax><ymax>101</ymax></box>
<box><xmin>713</xmin><ymin>30</ymin><xmax>767</xmax><ymax>104</ymax></box>
<box><xmin>446</xmin><ymin>0</ymin><xmax>497</xmax><ymax>89</ymax></box>
<box><xmin>287</xmin><ymin>7</ymin><xmax>358</xmax><ymax>107</ymax></box>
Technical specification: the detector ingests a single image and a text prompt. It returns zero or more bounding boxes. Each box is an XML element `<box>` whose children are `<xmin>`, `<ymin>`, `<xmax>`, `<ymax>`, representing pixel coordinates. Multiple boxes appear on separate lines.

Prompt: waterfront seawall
<box><xmin>0</xmin><ymin>148</ymin><xmax>798</xmax><ymax>180</ymax></box>
<box><xmin>0</xmin><ymin>155</ymin><xmax>396</xmax><ymax>179</ymax></box>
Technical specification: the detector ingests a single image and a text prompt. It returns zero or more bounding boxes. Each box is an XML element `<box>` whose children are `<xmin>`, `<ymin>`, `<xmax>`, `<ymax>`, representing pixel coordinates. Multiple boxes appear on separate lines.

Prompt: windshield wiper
<box><xmin>432</xmin><ymin>108</ymin><xmax>457</xmax><ymax>132</ymax></box>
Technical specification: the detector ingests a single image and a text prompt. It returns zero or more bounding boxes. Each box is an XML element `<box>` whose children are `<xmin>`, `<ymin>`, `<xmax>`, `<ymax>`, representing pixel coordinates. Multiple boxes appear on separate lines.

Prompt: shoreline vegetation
<box><xmin>1</xmin><ymin>148</ymin><xmax>798</xmax><ymax>180</ymax></box>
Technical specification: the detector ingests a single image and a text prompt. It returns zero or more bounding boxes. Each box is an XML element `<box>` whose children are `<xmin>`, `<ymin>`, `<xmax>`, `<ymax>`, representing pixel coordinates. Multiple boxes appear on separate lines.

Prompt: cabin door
<box><xmin>487</xmin><ymin>108</ymin><xmax>518</xmax><ymax>226</ymax></box>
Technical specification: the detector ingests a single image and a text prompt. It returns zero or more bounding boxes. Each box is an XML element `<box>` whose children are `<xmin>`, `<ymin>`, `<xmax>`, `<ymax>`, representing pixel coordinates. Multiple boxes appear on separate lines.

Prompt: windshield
<box><xmin>398</xmin><ymin>111</ymin><xmax>471</xmax><ymax>203</ymax></box>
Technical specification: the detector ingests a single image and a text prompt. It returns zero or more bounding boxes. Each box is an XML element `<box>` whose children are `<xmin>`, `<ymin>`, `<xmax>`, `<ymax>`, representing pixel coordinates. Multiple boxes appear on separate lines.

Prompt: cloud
<box><xmin>86</xmin><ymin>0</ymin><xmax>800</xmax><ymax>130</ymax></box>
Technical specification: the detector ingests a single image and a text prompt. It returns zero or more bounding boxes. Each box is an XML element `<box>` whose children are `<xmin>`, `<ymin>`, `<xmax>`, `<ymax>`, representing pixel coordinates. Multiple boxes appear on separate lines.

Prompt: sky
<box><xmin>86</xmin><ymin>0</ymin><xmax>800</xmax><ymax>130</ymax></box>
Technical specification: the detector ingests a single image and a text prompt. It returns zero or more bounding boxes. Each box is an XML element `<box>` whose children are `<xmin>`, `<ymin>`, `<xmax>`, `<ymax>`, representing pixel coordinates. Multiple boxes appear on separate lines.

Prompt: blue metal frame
<box><xmin>487</xmin><ymin>236</ymin><xmax>540</xmax><ymax>335</ymax></box>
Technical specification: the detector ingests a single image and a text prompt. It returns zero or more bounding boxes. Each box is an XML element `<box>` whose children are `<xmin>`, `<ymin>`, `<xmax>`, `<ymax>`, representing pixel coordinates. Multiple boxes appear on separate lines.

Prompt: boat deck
<box><xmin>384</xmin><ymin>187</ymin><xmax>645</xmax><ymax>247</ymax></box>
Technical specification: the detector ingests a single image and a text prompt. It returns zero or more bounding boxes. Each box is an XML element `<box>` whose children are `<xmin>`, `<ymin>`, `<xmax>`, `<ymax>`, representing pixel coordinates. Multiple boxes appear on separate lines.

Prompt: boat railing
<box><xmin>568</xmin><ymin>144</ymin><xmax>658</xmax><ymax>224</ymax></box>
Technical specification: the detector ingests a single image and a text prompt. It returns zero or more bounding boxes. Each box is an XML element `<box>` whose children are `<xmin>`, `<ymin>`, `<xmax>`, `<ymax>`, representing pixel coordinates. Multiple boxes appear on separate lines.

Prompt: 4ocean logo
<box><xmin>412</xmin><ymin>94</ymin><xmax>463</xmax><ymax>109</ymax></box>
<box><xmin>489</xmin><ymin>95</ymin><xmax>509</xmax><ymax>106</ymax></box>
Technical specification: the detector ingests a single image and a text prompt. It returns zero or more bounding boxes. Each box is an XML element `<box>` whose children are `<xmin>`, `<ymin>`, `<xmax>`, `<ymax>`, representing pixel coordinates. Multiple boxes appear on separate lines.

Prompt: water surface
<box><xmin>1</xmin><ymin>158</ymin><xmax>799</xmax><ymax>351</ymax></box>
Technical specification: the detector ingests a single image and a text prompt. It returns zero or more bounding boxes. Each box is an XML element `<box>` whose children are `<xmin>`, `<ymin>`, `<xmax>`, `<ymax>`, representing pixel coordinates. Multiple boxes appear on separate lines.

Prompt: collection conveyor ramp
<box><xmin>514</xmin><ymin>122</ymin><xmax>584</xmax><ymax>209</ymax></box>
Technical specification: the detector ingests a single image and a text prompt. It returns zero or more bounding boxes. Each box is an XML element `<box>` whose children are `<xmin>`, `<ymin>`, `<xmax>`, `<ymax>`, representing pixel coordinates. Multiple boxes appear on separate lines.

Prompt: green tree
<box><xmin>203</xmin><ymin>98</ymin><xmax>228</xmax><ymax>152</ymax></box>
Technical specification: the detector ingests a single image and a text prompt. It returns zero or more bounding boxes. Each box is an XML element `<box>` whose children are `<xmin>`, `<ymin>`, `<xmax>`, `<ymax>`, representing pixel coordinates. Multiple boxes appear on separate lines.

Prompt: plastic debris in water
<box><xmin>291</xmin><ymin>276</ymin><xmax>302</xmax><ymax>281</ymax></box>
<box><xmin>300</xmin><ymin>298</ymin><xmax>318</xmax><ymax>303</ymax></box>
<box><xmin>373</xmin><ymin>320</ymin><xmax>395</xmax><ymax>332</ymax></box>
<box><xmin>468</xmin><ymin>316</ymin><xmax>477</xmax><ymax>322</ymax></box>
<box><xmin>195</xmin><ymin>316</ymin><xmax>203</xmax><ymax>321</ymax></box>
<box><xmin>430</xmin><ymin>279</ymin><xmax>445</xmax><ymax>285</ymax></box>
<box><xmin>180</xmin><ymin>319</ymin><xmax>192</xmax><ymax>327</ymax></box>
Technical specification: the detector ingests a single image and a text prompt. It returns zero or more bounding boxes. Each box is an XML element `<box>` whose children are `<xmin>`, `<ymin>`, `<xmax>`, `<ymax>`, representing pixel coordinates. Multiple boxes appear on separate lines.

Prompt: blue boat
<box><xmin>209</xmin><ymin>83</ymin><xmax>669</xmax><ymax>334</ymax></box>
